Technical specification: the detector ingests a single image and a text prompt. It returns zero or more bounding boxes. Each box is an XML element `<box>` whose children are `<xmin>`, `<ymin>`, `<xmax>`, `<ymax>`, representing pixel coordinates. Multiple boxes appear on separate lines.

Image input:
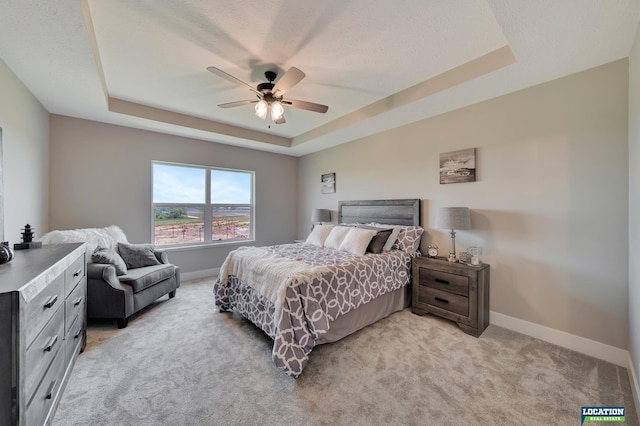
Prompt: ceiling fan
<box><xmin>206</xmin><ymin>66</ymin><xmax>328</xmax><ymax>125</ymax></box>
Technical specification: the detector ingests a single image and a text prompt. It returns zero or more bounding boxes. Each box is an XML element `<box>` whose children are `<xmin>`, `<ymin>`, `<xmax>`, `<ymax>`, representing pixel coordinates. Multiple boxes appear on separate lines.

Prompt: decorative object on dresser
<box><xmin>435</xmin><ymin>206</ymin><xmax>471</xmax><ymax>262</ymax></box>
<box><xmin>310</xmin><ymin>208</ymin><xmax>331</xmax><ymax>230</ymax></box>
<box><xmin>14</xmin><ymin>223</ymin><xmax>43</xmax><ymax>250</ymax></box>
<box><xmin>0</xmin><ymin>243</ymin><xmax>86</xmax><ymax>425</ymax></box>
<box><xmin>426</xmin><ymin>243</ymin><xmax>439</xmax><ymax>258</ymax></box>
<box><xmin>39</xmin><ymin>226</ymin><xmax>180</xmax><ymax>329</ymax></box>
<box><xmin>0</xmin><ymin>241</ymin><xmax>14</xmax><ymax>264</ymax></box>
<box><xmin>412</xmin><ymin>256</ymin><xmax>489</xmax><ymax>337</ymax></box>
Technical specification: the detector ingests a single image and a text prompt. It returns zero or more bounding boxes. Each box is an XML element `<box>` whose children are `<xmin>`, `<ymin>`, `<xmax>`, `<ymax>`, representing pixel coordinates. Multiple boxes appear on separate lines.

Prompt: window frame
<box><xmin>152</xmin><ymin>161</ymin><xmax>255</xmax><ymax>248</ymax></box>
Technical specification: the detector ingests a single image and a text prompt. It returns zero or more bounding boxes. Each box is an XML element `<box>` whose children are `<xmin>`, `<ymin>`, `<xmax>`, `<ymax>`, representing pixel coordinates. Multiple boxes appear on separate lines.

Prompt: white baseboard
<box><xmin>181</xmin><ymin>267</ymin><xmax>219</xmax><ymax>282</ymax></box>
<box><xmin>628</xmin><ymin>353</ymin><xmax>640</xmax><ymax>424</ymax></box>
<box><xmin>490</xmin><ymin>311</ymin><xmax>629</xmax><ymax>367</ymax></box>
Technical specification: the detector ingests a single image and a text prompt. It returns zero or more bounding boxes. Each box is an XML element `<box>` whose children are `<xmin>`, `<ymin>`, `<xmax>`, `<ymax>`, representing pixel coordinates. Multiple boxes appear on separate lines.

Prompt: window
<box><xmin>152</xmin><ymin>162</ymin><xmax>254</xmax><ymax>247</ymax></box>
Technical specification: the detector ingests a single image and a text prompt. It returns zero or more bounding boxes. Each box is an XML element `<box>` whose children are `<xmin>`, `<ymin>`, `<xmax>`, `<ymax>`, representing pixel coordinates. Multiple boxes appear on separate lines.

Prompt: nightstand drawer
<box><xmin>418</xmin><ymin>268</ymin><xmax>469</xmax><ymax>297</ymax></box>
<box><xmin>418</xmin><ymin>286</ymin><xmax>469</xmax><ymax>317</ymax></box>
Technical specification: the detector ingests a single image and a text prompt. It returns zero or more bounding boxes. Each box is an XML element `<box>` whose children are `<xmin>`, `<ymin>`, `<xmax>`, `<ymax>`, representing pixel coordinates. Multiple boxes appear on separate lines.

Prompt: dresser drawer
<box><xmin>25</xmin><ymin>346</ymin><xmax>65</xmax><ymax>426</ymax></box>
<box><xmin>65</xmin><ymin>254</ymin><xmax>85</xmax><ymax>298</ymax></box>
<box><xmin>25</xmin><ymin>307</ymin><xmax>64</xmax><ymax>404</ymax></box>
<box><xmin>65</xmin><ymin>279</ymin><xmax>85</xmax><ymax>335</ymax></box>
<box><xmin>418</xmin><ymin>268</ymin><xmax>469</xmax><ymax>297</ymax></box>
<box><xmin>66</xmin><ymin>313</ymin><xmax>84</xmax><ymax>366</ymax></box>
<box><xmin>25</xmin><ymin>273</ymin><xmax>65</xmax><ymax>348</ymax></box>
<box><xmin>417</xmin><ymin>286</ymin><xmax>469</xmax><ymax>317</ymax></box>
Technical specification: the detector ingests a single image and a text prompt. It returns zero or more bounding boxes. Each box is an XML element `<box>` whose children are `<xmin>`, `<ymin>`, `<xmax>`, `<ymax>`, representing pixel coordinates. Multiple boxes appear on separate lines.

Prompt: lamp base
<box><xmin>448</xmin><ymin>254</ymin><xmax>457</xmax><ymax>263</ymax></box>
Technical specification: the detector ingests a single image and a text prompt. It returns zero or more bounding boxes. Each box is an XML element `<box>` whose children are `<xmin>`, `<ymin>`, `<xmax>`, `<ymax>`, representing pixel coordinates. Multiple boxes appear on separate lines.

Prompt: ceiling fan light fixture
<box><xmin>255</xmin><ymin>99</ymin><xmax>268</xmax><ymax>120</ymax></box>
<box><xmin>270</xmin><ymin>101</ymin><xmax>285</xmax><ymax>121</ymax></box>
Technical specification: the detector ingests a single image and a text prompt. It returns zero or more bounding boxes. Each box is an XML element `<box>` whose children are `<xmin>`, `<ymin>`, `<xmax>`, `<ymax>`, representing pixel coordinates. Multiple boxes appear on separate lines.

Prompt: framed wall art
<box><xmin>439</xmin><ymin>148</ymin><xmax>476</xmax><ymax>184</ymax></box>
<box><xmin>321</xmin><ymin>173</ymin><xmax>335</xmax><ymax>194</ymax></box>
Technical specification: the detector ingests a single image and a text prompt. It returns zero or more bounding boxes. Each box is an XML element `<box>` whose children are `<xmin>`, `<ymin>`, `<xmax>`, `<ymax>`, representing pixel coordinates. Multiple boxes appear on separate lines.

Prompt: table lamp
<box><xmin>436</xmin><ymin>207</ymin><xmax>471</xmax><ymax>262</ymax></box>
<box><xmin>311</xmin><ymin>209</ymin><xmax>331</xmax><ymax>230</ymax></box>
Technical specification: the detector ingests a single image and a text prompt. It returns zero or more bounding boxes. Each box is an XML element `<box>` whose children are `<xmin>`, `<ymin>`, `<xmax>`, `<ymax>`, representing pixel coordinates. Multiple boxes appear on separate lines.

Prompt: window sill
<box><xmin>156</xmin><ymin>239</ymin><xmax>256</xmax><ymax>252</ymax></box>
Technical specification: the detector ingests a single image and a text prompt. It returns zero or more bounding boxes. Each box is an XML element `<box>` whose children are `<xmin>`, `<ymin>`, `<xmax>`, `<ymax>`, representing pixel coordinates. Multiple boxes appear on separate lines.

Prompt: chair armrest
<box><xmin>154</xmin><ymin>249</ymin><xmax>170</xmax><ymax>264</ymax></box>
<box><xmin>86</xmin><ymin>263</ymin><xmax>130</xmax><ymax>291</ymax></box>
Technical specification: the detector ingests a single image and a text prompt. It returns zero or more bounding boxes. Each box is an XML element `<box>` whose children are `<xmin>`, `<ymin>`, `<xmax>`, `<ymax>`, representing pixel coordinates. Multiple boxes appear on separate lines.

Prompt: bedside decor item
<box><xmin>311</xmin><ymin>208</ymin><xmax>331</xmax><ymax>230</ymax></box>
<box><xmin>321</xmin><ymin>173</ymin><xmax>336</xmax><ymax>194</ymax></box>
<box><xmin>436</xmin><ymin>207</ymin><xmax>471</xmax><ymax>262</ymax></box>
<box><xmin>0</xmin><ymin>241</ymin><xmax>13</xmax><ymax>264</ymax></box>
<box><xmin>468</xmin><ymin>246</ymin><xmax>483</xmax><ymax>265</ymax></box>
<box><xmin>14</xmin><ymin>223</ymin><xmax>42</xmax><ymax>250</ymax></box>
<box><xmin>427</xmin><ymin>243</ymin><xmax>439</xmax><ymax>258</ymax></box>
<box><xmin>439</xmin><ymin>148</ymin><xmax>476</xmax><ymax>184</ymax></box>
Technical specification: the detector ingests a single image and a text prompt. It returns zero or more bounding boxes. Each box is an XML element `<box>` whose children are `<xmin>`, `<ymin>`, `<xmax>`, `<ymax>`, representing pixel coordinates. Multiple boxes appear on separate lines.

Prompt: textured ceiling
<box><xmin>0</xmin><ymin>1</ymin><xmax>639</xmax><ymax>156</ymax></box>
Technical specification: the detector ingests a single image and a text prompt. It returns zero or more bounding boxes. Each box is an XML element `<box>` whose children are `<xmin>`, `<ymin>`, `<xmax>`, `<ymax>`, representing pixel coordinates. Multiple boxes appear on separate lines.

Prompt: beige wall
<box><xmin>0</xmin><ymin>58</ymin><xmax>49</xmax><ymax>244</ymax></box>
<box><xmin>49</xmin><ymin>115</ymin><xmax>298</xmax><ymax>274</ymax></box>
<box><xmin>298</xmin><ymin>60</ymin><xmax>629</xmax><ymax>349</ymax></box>
<box><xmin>629</xmin><ymin>24</ymin><xmax>640</xmax><ymax>383</ymax></box>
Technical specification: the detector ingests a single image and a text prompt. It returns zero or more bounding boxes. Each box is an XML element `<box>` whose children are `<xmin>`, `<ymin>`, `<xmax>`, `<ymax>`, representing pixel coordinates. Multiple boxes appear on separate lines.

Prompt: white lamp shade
<box><xmin>255</xmin><ymin>100</ymin><xmax>268</xmax><ymax>119</ymax></box>
<box><xmin>271</xmin><ymin>101</ymin><xmax>285</xmax><ymax>121</ymax></box>
<box><xmin>311</xmin><ymin>209</ymin><xmax>331</xmax><ymax>223</ymax></box>
<box><xmin>436</xmin><ymin>207</ymin><xmax>470</xmax><ymax>230</ymax></box>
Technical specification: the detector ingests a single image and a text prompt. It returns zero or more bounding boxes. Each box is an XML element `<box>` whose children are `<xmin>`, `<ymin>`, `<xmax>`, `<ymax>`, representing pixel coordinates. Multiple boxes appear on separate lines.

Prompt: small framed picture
<box><xmin>440</xmin><ymin>148</ymin><xmax>476</xmax><ymax>184</ymax></box>
<box><xmin>321</xmin><ymin>173</ymin><xmax>336</xmax><ymax>194</ymax></box>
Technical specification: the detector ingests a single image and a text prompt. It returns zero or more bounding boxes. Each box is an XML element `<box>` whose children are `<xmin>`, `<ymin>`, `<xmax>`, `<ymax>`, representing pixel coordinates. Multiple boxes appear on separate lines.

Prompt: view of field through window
<box><xmin>153</xmin><ymin>162</ymin><xmax>253</xmax><ymax>247</ymax></box>
<box><xmin>153</xmin><ymin>206</ymin><xmax>251</xmax><ymax>246</ymax></box>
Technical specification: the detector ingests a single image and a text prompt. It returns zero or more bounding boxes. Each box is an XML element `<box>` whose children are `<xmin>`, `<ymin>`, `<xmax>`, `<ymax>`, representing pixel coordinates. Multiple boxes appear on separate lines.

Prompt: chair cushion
<box><xmin>117</xmin><ymin>243</ymin><xmax>161</xmax><ymax>269</ymax></box>
<box><xmin>118</xmin><ymin>264</ymin><xmax>175</xmax><ymax>294</ymax></box>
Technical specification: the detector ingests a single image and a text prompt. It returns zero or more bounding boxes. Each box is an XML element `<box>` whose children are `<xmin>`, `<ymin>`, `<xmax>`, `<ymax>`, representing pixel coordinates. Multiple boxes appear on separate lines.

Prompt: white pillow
<box><xmin>383</xmin><ymin>226</ymin><xmax>402</xmax><ymax>251</ymax></box>
<box><xmin>305</xmin><ymin>224</ymin><xmax>335</xmax><ymax>247</ymax></box>
<box><xmin>338</xmin><ymin>228</ymin><xmax>378</xmax><ymax>256</ymax></box>
<box><xmin>324</xmin><ymin>226</ymin><xmax>352</xmax><ymax>250</ymax></box>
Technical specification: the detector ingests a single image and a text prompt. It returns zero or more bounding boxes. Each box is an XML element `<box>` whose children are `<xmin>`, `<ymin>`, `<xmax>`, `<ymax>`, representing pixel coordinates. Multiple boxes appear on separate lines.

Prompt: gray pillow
<box><xmin>117</xmin><ymin>243</ymin><xmax>161</xmax><ymax>269</ymax></box>
<box><xmin>92</xmin><ymin>247</ymin><xmax>128</xmax><ymax>276</ymax></box>
<box><xmin>366</xmin><ymin>229</ymin><xmax>393</xmax><ymax>254</ymax></box>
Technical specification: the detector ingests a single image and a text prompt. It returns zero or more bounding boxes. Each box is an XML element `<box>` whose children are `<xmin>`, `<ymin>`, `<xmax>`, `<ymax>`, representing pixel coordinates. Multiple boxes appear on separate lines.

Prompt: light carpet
<box><xmin>54</xmin><ymin>279</ymin><xmax>638</xmax><ymax>426</ymax></box>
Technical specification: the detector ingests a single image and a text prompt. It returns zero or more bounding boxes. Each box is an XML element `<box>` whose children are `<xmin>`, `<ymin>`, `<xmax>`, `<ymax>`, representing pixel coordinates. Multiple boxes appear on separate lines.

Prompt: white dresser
<box><xmin>0</xmin><ymin>243</ymin><xmax>86</xmax><ymax>426</ymax></box>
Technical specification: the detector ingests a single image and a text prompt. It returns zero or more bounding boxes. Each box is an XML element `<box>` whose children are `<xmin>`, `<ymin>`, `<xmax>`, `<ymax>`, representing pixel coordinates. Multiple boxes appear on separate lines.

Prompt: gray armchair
<box><xmin>86</xmin><ymin>249</ymin><xmax>180</xmax><ymax>328</ymax></box>
<box><xmin>39</xmin><ymin>226</ymin><xmax>180</xmax><ymax>329</ymax></box>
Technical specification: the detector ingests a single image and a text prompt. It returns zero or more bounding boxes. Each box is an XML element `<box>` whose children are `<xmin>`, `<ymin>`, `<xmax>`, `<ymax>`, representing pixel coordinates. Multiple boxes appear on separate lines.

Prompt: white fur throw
<box><xmin>218</xmin><ymin>246</ymin><xmax>329</xmax><ymax>322</ymax></box>
<box><xmin>39</xmin><ymin>225</ymin><xmax>129</xmax><ymax>262</ymax></box>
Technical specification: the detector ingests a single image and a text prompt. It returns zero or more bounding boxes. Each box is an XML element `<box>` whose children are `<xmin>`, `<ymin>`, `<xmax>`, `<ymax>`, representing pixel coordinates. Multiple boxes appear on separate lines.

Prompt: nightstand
<box><xmin>412</xmin><ymin>256</ymin><xmax>490</xmax><ymax>337</ymax></box>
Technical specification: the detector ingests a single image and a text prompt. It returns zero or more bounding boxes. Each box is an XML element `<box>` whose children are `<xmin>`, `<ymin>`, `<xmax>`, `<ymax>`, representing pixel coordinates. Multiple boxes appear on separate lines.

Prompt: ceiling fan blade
<box><xmin>218</xmin><ymin>100</ymin><xmax>258</xmax><ymax>108</ymax></box>
<box><xmin>272</xmin><ymin>67</ymin><xmax>306</xmax><ymax>97</ymax></box>
<box><xmin>207</xmin><ymin>67</ymin><xmax>261</xmax><ymax>96</ymax></box>
<box><xmin>283</xmin><ymin>99</ymin><xmax>329</xmax><ymax>114</ymax></box>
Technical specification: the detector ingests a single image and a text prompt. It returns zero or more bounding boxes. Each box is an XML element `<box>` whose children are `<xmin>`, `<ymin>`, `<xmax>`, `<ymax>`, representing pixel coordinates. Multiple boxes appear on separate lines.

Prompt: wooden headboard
<box><xmin>337</xmin><ymin>199</ymin><xmax>421</xmax><ymax>226</ymax></box>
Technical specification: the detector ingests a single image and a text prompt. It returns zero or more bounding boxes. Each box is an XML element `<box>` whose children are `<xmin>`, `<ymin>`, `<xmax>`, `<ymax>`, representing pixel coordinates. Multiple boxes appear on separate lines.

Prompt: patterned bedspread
<box><xmin>213</xmin><ymin>242</ymin><xmax>412</xmax><ymax>377</ymax></box>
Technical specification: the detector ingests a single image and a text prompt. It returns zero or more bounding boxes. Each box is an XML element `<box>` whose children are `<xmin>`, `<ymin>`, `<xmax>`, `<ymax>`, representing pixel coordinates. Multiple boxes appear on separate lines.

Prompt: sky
<box><xmin>153</xmin><ymin>163</ymin><xmax>252</xmax><ymax>204</ymax></box>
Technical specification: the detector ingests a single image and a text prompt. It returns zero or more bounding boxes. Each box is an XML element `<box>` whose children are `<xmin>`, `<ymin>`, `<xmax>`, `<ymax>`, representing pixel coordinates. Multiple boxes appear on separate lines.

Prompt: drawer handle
<box><xmin>44</xmin><ymin>295</ymin><xmax>58</xmax><ymax>309</ymax></box>
<box><xmin>45</xmin><ymin>378</ymin><xmax>58</xmax><ymax>400</ymax></box>
<box><xmin>44</xmin><ymin>335</ymin><xmax>58</xmax><ymax>352</ymax></box>
<box><xmin>434</xmin><ymin>278</ymin><xmax>450</xmax><ymax>285</ymax></box>
<box><xmin>73</xmin><ymin>269</ymin><xmax>82</xmax><ymax>277</ymax></box>
<box><xmin>73</xmin><ymin>296</ymin><xmax>84</xmax><ymax>306</ymax></box>
<box><xmin>434</xmin><ymin>296</ymin><xmax>449</xmax><ymax>304</ymax></box>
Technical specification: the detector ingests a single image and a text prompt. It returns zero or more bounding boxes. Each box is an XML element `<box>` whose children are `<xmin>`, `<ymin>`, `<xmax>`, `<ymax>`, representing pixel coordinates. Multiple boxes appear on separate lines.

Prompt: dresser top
<box><xmin>0</xmin><ymin>243</ymin><xmax>84</xmax><ymax>295</ymax></box>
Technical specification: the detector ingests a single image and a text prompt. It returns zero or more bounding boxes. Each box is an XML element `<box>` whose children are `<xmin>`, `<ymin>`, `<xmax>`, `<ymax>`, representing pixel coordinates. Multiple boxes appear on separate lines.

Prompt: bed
<box><xmin>213</xmin><ymin>199</ymin><xmax>423</xmax><ymax>377</ymax></box>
